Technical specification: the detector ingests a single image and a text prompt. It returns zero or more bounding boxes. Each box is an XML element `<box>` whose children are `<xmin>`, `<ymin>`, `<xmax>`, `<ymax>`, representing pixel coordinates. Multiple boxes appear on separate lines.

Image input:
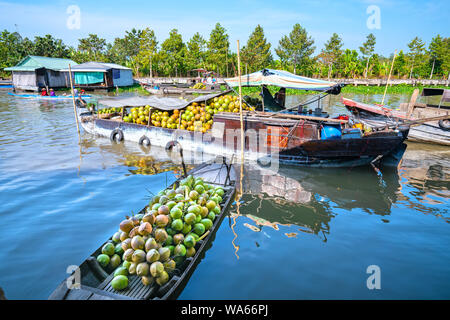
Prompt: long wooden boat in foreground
<box><xmin>342</xmin><ymin>88</ymin><xmax>450</xmax><ymax>146</ymax></box>
<box><xmin>49</xmin><ymin>162</ymin><xmax>236</xmax><ymax>300</ymax></box>
<box><xmin>78</xmin><ymin>70</ymin><xmax>409</xmax><ymax>168</ymax></box>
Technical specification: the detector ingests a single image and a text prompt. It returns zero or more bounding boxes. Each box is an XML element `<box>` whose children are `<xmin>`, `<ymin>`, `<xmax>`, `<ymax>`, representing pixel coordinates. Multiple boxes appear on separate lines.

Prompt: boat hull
<box><xmin>8</xmin><ymin>92</ymin><xmax>92</xmax><ymax>100</ymax></box>
<box><xmin>79</xmin><ymin>111</ymin><xmax>407</xmax><ymax>168</ymax></box>
<box><xmin>342</xmin><ymin>97</ymin><xmax>450</xmax><ymax>146</ymax></box>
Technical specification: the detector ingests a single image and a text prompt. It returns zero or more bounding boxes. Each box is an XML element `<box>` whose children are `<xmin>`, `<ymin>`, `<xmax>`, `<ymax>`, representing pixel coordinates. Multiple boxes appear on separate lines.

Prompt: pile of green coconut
<box><xmin>96</xmin><ymin>174</ymin><xmax>225</xmax><ymax>291</ymax></box>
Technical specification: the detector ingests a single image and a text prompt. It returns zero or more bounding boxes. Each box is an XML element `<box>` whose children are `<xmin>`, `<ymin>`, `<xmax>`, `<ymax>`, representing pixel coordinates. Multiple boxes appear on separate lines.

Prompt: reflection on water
<box><xmin>0</xmin><ymin>91</ymin><xmax>449</xmax><ymax>299</ymax></box>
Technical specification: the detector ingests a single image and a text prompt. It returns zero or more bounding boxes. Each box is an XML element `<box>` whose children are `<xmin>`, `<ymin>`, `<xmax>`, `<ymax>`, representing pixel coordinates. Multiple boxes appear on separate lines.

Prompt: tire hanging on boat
<box><xmin>438</xmin><ymin>119</ymin><xmax>450</xmax><ymax>131</ymax></box>
<box><xmin>139</xmin><ymin>135</ymin><xmax>151</xmax><ymax>146</ymax></box>
<box><xmin>165</xmin><ymin>140</ymin><xmax>182</xmax><ymax>152</ymax></box>
<box><xmin>110</xmin><ymin>128</ymin><xmax>124</xmax><ymax>142</ymax></box>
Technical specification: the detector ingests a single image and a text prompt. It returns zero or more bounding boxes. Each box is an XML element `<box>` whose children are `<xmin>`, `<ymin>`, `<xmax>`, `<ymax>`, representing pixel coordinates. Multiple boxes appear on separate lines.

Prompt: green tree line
<box><xmin>1</xmin><ymin>23</ymin><xmax>449</xmax><ymax>79</ymax></box>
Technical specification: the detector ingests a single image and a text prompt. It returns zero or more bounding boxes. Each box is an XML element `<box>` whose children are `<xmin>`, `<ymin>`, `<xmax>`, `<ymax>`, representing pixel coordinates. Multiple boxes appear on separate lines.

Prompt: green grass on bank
<box><xmin>117</xmin><ymin>83</ymin><xmax>150</xmax><ymax>95</ymax></box>
<box><xmin>112</xmin><ymin>82</ymin><xmax>448</xmax><ymax>97</ymax></box>
<box><xmin>227</xmin><ymin>84</ymin><xmax>449</xmax><ymax>97</ymax></box>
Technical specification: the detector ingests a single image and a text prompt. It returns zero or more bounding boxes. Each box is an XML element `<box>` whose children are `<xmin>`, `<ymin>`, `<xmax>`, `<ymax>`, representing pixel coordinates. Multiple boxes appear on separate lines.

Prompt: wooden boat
<box><xmin>78</xmin><ymin>70</ymin><xmax>409</xmax><ymax>168</ymax></box>
<box><xmin>48</xmin><ymin>162</ymin><xmax>236</xmax><ymax>300</ymax></box>
<box><xmin>7</xmin><ymin>92</ymin><xmax>92</xmax><ymax>100</ymax></box>
<box><xmin>342</xmin><ymin>88</ymin><xmax>450</xmax><ymax>146</ymax></box>
<box><xmin>0</xmin><ymin>80</ymin><xmax>12</xmax><ymax>90</ymax></box>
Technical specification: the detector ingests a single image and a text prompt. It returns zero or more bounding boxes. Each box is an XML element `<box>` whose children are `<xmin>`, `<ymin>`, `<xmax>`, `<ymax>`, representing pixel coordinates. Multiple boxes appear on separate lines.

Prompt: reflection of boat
<box><xmin>230</xmin><ymin>163</ymin><xmax>403</xmax><ymax>240</ymax></box>
<box><xmin>342</xmin><ymin>88</ymin><xmax>450</xmax><ymax>145</ymax></box>
<box><xmin>398</xmin><ymin>143</ymin><xmax>450</xmax><ymax>209</ymax></box>
<box><xmin>8</xmin><ymin>92</ymin><xmax>92</xmax><ymax>100</ymax></box>
<box><xmin>49</xmin><ymin>163</ymin><xmax>236</xmax><ymax>300</ymax></box>
<box><xmin>78</xmin><ymin>70</ymin><xmax>408</xmax><ymax>168</ymax></box>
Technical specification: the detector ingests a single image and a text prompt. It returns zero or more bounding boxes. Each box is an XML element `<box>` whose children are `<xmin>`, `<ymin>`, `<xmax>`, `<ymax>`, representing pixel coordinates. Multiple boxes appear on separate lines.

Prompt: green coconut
<box><xmin>155</xmin><ymin>215</ymin><xmax>169</xmax><ymax>228</ymax></box>
<box><xmin>115</xmin><ymin>243</ymin><xmax>124</xmax><ymax>256</ymax></box>
<box><xmin>156</xmin><ymin>271</ymin><xmax>169</xmax><ymax>286</ymax></box>
<box><xmin>154</xmin><ymin>228</ymin><xmax>168</xmax><ymax>243</ymax></box>
<box><xmin>119</xmin><ymin>219</ymin><xmax>134</xmax><ymax>233</ymax></box>
<box><xmin>158</xmin><ymin>247</ymin><xmax>171</xmax><ymax>262</ymax></box>
<box><xmin>142</xmin><ymin>213</ymin><xmax>156</xmax><ymax>225</ymax></box>
<box><xmin>201</xmin><ymin>218</ymin><xmax>213</xmax><ymax>231</ymax></box>
<box><xmin>111</xmin><ymin>275</ymin><xmax>128</xmax><ymax>291</ymax></box>
<box><xmin>174</xmin><ymin>244</ymin><xmax>187</xmax><ymax>257</ymax></box>
<box><xmin>173</xmin><ymin>233</ymin><xmax>185</xmax><ymax>245</ymax></box>
<box><xmin>121</xmin><ymin>238</ymin><xmax>132</xmax><ymax>251</ymax></box>
<box><xmin>141</xmin><ymin>276</ymin><xmax>154</xmax><ymax>286</ymax></box>
<box><xmin>123</xmin><ymin>248</ymin><xmax>134</xmax><ymax>262</ymax></box>
<box><xmin>102</xmin><ymin>243</ymin><xmax>115</xmax><ymax>256</ymax></box>
<box><xmin>119</xmin><ymin>231</ymin><xmax>129</xmax><ymax>242</ymax></box>
<box><xmin>131</xmin><ymin>235</ymin><xmax>145</xmax><ymax>250</ymax></box>
<box><xmin>112</xmin><ymin>232</ymin><xmax>122</xmax><ymax>243</ymax></box>
<box><xmin>146</xmin><ymin>249</ymin><xmax>160</xmax><ymax>263</ymax></box>
<box><xmin>139</xmin><ymin>222</ymin><xmax>153</xmax><ymax>236</ymax></box>
<box><xmin>184</xmin><ymin>235</ymin><xmax>196</xmax><ymax>248</ymax></box>
<box><xmin>145</xmin><ymin>237</ymin><xmax>158</xmax><ymax>251</ymax></box>
<box><xmin>97</xmin><ymin>254</ymin><xmax>110</xmax><ymax>268</ymax></box>
<box><xmin>114</xmin><ymin>266</ymin><xmax>128</xmax><ymax>277</ymax></box>
<box><xmin>136</xmin><ymin>262</ymin><xmax>150</xmax><ymax>277</ymax></box>
<box><xmin>186</xmin><ymin>247</ymin><xmax>196</xmax><ymax>258</ymax></box>
<box><xmin>193</xmin><ymin>223</ymin><xmax>206</xmax><ymax>236</ymax></box>
<box><xmin>109</xmin><ymin>254</ymin><xmax>122</xmax><ymax>269</ymax></box>
<box><xmin>163</xmin><ymin>260</ymin><xmax>176</xmax><ymax>273</ymax></box>
<box><xmin>182</xmin><ymin>223</ymin><xmax>191</xmax><ymax>235</ymax></box>
<box><xmin>150</xmin><ymin>261</ymin><xmax>164</xmax><ymax>277</ymax></box>
<box><xmin>131</xmin><ymin>249</ymin><xmax>146</xmax><ymax>263</ymax></box>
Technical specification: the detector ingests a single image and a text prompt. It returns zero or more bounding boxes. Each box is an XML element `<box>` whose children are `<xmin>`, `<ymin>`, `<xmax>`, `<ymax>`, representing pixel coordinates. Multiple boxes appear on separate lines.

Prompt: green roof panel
<box><xmin>4</xmin><ymin>55</ymin><xmax>77</xmax><ymax>71</ymax></box>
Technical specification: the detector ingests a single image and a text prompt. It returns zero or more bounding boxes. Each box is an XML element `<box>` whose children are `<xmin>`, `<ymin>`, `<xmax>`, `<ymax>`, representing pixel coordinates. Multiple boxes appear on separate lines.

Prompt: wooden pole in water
<box><xmin>68</xmin><ymin>64</ymin><xmax>81</xmax><ymax>139</ymax></box>
<box><xmin>381</xmin><ymin>50</ymin><xmax>397</xmax><ymax>106</ymax></box>
<box><xmin>237</xmin><ymin>40</ymin><xmax>244</xmax><ymax>167</ymax></box>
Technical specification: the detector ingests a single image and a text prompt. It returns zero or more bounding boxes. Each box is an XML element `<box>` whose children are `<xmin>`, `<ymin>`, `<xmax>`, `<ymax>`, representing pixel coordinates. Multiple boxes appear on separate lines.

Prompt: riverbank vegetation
<box><xmin>1</xmin><ymin>24</ymin><xmax>449</xmax><ymax>80</ymax></box>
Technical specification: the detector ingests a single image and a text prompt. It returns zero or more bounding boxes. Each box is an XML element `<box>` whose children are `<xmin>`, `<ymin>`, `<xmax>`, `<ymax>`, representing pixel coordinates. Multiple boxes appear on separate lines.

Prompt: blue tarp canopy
<box><xmin>74</xmin><ymin>72</ymin><xmax>104</xmax><ymax>84</ymax></box>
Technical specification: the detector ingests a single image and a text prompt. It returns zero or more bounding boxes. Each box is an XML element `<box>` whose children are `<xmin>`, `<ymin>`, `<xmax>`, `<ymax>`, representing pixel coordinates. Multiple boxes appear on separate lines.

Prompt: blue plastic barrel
<box><xmin>321</xmin><ymin>125</ymin><xmax>342</xmax><ymax>140</ymax></box>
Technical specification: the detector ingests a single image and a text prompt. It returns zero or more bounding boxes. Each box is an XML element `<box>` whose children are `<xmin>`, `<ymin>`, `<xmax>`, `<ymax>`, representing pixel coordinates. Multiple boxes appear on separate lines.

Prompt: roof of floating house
<box><xmin>224</xmin><ymin>68</ymin><xmax>341</xmax><ymax>93</ymax></box>
<box><xmin>60</xmin><ymin>62</ymin><xmax>131</xmax><ymax>73</ymax></box>
<box><xmin>4</xmin><ymin>55</ymin><xmax>78</xmax><ymax>72</ymax></box>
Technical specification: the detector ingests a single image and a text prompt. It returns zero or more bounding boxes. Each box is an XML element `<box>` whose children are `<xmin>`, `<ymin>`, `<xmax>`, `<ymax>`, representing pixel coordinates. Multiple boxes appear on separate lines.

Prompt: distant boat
<box><xmin>7</xmin><ymin>92</ymin><xmax>92</xmax><ymax>100</ymax></box>
<box><xmin>342</xmin><ymin>88</ymin><xmax>450</xmax><ymax>146</ymax></box>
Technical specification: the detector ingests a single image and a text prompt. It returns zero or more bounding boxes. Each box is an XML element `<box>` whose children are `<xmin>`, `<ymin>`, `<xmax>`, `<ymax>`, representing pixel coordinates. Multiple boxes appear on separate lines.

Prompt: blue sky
<box><xmin>0</xmin><ymin>0</ymin><xmax>448</xmax><ymax>57</ymax></box>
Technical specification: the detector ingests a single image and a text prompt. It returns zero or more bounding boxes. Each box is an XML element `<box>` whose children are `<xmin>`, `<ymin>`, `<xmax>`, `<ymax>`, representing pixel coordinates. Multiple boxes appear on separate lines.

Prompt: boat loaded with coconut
<box><xmin>342</xmin><ymin>88</ymin><xmax>450</xmax><ymax>146</ymax></box>
<box><xmin>49</xmin><ymin>162</ymin><xmax>236</xmax><ymax>300</ymax></box>
<box><xmin>77</xmin><ymin>69</ymin><xmax>409</xmax><ymax>168</ymax></box>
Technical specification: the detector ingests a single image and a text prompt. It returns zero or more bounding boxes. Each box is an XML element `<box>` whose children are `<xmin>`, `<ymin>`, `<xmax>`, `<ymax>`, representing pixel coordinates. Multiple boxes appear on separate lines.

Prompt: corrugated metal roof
<box><xmin>4</xmin><ymin>55</ymin><xmax>77</xmax><ymax>72</ymax></box>
<box><xmin>60</xmin><ymin>61</ymin><xmax>131</xmax><ymax>72</ymax></box>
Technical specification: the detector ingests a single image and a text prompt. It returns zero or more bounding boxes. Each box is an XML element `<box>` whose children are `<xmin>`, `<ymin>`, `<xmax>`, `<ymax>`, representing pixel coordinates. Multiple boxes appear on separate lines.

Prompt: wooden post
<box><xmin>381</xmin><ymin>50</ymin><xmax>397</xmax><ymax>106</ymax></box>
<box><xmin>148</xmin><ymin>108</ymin><xmax>153</xmax><ymax>126</ymax></box>
<box><xmin>237</xmin><ymin>40</ymin><xmax>244</xmax><ymax>162</ymax></box>
<box><xmin>406</xmin><ymin>89</ymin><xmax>420</xmax><ymax>119</ymax></box>
<box><xmin>68</xmin><ymin>64</ymin><xmax>81</xmax><ymax>139</ymax></box>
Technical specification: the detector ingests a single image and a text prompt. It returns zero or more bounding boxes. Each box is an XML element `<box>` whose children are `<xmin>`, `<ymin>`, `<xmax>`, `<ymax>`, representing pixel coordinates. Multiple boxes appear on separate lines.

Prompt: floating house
<box><xmin>4</xmin><ymin>55</ymin><xmax>78</xmax><ymax>91</ymax></box>
<box><xmin>60</xmin><ymin>62</ymin><xmax>134</xmax><ymax>89</ymax></box>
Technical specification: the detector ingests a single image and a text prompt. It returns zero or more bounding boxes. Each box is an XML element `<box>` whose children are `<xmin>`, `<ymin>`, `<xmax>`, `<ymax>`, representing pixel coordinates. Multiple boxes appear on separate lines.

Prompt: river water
<box><xmin>0</xmin><ymin>90</ymin><xmax>448</xmax><ymax>299</ymax></box>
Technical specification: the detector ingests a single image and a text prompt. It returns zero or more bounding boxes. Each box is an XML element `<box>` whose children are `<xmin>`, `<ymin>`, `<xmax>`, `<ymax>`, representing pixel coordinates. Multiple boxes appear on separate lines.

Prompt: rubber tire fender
<box><xmin>438</xmin><ymin>119</ymin><xmax>450</xmax><ymax>131</ymax></box>
<box><xmin>165</xmin><ymin>140</ymin><xmax>181</xmax><ymax>152</ymax></box>
<box><xmin>139</xmin><ymin>135</ymin><xmax>151</xmax><ymax>146</ymax></box>
<box><xmin>110</xmin><ymin>128</ymin><xmax>124</xmax><ymax>142</ymax></box>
